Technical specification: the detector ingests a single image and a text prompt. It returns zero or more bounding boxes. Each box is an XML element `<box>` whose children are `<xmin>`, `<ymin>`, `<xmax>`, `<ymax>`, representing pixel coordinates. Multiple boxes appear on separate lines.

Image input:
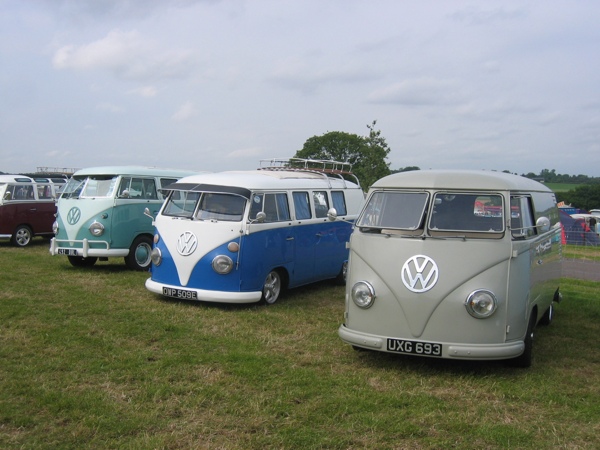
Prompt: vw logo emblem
<box><xmin>177</xmin><ymin>231</ymin><xmax>198</xmax><ymax>256</ymax></box>
<box><xmin>67</xmin><ymin>207</ymin><xmax>81</xmax><ymax>225</ymax></box>
<box><xmin>401</xmin><ymin>255</ymin><xmax>439</xmax><ymax>293</ymax></box>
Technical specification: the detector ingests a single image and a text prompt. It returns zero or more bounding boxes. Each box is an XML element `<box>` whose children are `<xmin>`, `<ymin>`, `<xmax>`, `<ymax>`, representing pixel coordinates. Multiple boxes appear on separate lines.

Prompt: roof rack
<box><xmin>259</xmin><ymin>158</ymin><xmax>360</xmax><ymax>187</ymax></box>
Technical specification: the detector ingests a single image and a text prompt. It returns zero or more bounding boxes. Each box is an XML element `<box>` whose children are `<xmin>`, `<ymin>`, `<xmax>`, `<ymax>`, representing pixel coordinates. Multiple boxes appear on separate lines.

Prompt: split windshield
<box><xmin>61</xmin><ymin>176</ymin><xmax>118</xmax><ymax>199</ymax></box>
<box><xmin>163</xmin><ymin>191</ymin><xmax>247</xmax><ymax>222</ymax></box>
<box><xmin>357</xmin><ymin>190</ymin><xmax>505</xmax><ymax>235</ymax></box>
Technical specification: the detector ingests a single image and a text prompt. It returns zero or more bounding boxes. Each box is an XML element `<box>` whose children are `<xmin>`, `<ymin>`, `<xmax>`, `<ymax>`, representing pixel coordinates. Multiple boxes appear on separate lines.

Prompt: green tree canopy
<box><xmin>294</xmin><ymin>121</ymin><xmax>391</xmax><ymax>189</ymax></box>
<box><xmin>561</xmin><ymin>184</ymin><xmax>600</xmax><ymax>211</ymax></box>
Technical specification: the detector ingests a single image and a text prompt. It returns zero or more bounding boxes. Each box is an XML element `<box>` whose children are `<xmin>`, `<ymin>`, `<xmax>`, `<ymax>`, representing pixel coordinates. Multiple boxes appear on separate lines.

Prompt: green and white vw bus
<box><xmin>50</xmin><ymin>166</ymin><xmax>198</xmax><ymax>270</ymax></box>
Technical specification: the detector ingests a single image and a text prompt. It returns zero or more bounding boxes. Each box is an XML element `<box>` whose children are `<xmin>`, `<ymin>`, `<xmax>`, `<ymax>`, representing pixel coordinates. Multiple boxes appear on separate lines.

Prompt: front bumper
<box><xmin>338</xmin><ymin>324</ymin><xmax>525</xmax><ymax>360</ymax></box>
<box><xmin>49</xmin><ymin>237</ymin><xmax>129</xmax><ymax>258</ymax></box>
<box><xmin>145</xmin><ymin>278</ymin><xmax>263</xmax><ymax>304</ymax></box>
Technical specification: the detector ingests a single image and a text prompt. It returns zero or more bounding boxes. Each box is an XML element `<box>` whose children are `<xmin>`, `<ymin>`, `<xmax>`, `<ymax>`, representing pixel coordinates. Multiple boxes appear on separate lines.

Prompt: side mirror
<box><xmin>254</xmin><ymin>211</ymin><xmax>266</xmax><ymax>223</ymax></box>
<box><xmin>120</xmin><ymin>189</ymin><xmax>130</xmax><ymax>199</ymax></box>
<box><xmin>3</xmin><ymin>192</ymin><xmax>11</xmax><ymax>200</ymax></box>
<box><xmin>536</xmin><ymin>216</ymin><xmax>551</xmax><ymax>233</ymax></box>
<box><xmin>327</xmin><ymin>208</ymin><xmax>338</xmax><ymax>221</ymax></box>
<box><xmin>143</xmin><ymin>207</ymin><xmax>154</xmax><ymax>220</ymax></box>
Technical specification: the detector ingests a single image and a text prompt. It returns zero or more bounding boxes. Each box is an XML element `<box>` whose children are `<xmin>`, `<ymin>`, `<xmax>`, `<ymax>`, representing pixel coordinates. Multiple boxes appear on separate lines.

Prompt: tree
<box><xmin>562</xmin><ymin>184</ymin><xmax>600</xmax><ymax>211</ymax></box>
<box><xmin>391</xmin><ymin>166</ymin><xmax>420</xmax><ymax>174</ymax></box>
<box><xmin>294</xmin><ymin>121</ymin><xmax>391</xmax><ymax>189</ymax></box>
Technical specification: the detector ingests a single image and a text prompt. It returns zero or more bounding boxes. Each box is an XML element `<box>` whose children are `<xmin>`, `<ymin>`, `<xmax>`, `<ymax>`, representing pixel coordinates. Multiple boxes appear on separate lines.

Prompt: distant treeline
<box><xmin>520</xmin><ymin>169</ymin><xmax>600</xmax><ymax>185</ymax></box>
<box><xmin>393</xmin><ymin>167</ymin><xmax>600</xmax><ymax>185</ymax></box>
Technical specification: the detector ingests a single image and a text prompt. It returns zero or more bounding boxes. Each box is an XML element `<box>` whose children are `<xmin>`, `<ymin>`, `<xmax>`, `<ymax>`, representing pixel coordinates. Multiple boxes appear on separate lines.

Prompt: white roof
<box><xmin>73</xmin><ymin>166</ymin><xmax>200</xmax><ymax>178</ymax></box>
<box><xmin>372</xmin><ymin>170</ymin><xmax>552</xmax><ymax>192</ymax></box>
<box><xmin>174</xmin><ymin>169</ymin><xmax>360</xmax><ymax>191</ymax></box>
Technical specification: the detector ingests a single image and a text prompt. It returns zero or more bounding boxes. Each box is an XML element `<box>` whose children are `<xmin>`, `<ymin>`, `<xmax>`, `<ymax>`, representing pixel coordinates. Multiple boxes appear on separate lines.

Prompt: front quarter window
<box><xmin>162</xmin><ymin>190</ymin><xmax>200</xmax><ymax>218</ymax></box>
<box><xmin>357</xmin><ymin>191</ymin><xmax>428</xmax><ymax>231</ymax></box>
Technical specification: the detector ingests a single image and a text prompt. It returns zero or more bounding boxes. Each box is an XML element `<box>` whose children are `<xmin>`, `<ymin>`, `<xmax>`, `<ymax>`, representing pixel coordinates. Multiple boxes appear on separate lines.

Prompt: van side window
<box><xmin>293</xmin><ymin>192</ymin><xmax>311</xmax><ymax>220</ymax></box>
<box><xmin>313</xmin><ymin>191</ymin><xmax>330</xmax><ymax>218</ymax></box>
<box><xmin>331</xmin><ymin>191</ymin><xmax>347</xmax><ymax>215</ymax></box>
<box><xmin>142</xmin><ymin>179</ymin><xmax>157</xmax><ymax>199</ymax></box>
<box><xmin>4</xmin><ymin>185</ymin><xmax>16</xmax><ymax>200</ymax></box>
<box><xmin>511</xmin><ymin>196</ymin><xmax>535</xmax><ymax>239</ymax></box>
<box><xmin>38</xmin><ymin>184</ymin><xmax>53</xmax><ymax>199</ymax></box>
<box><xmin>13</xmin><ymin>185</ymin><xmax>34</xmax><ymax>199</ymax></box>
<box><xmin>119</xmin><ymin>177</ymin><xmax>147</xmax><ymax>199</ymax></box>
<box><xmin>249</xmin><ymin>193</ymin><xmax>290</xmax><ymax>222</ymax></box>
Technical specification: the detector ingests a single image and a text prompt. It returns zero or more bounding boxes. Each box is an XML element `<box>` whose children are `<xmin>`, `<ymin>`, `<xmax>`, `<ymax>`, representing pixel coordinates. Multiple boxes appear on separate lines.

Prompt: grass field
<box><xmin>545</xmin><ymin>182</ymin><xmax>583</xmax><ymax>193</ymax></box>
<box><xmin>1</xmin><ymin>239</ymin><xmax>599</xmax><ymax>449</ymax></box>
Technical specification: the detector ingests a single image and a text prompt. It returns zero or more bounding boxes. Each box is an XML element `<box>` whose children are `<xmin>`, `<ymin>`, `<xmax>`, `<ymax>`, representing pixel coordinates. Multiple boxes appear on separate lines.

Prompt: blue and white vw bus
<box><xmin>49</xmin><ymin>166</ymin><xmax>198</xmax><ymax>270</ymax></box>
<box><xmin>145</xmin><ymin>159</ymin><xmax>365</xmax><ymax>304</ymax></box>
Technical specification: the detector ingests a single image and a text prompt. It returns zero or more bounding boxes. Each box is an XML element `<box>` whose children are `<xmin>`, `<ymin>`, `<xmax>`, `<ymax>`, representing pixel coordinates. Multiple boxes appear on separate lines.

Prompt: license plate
<box><xmin>57</xmin><ymin>248</ymin><xmax>78</xmax><ymax>256</ymax></box>
<box><xmin>387</xmin><ymin>338</ymin><xmax>442</xmax><ymax>357</ymax></box>
<box><xmin>162</xmin><ymin>287</ymin><xmax>198</xmax><ymax>300</ymax></box>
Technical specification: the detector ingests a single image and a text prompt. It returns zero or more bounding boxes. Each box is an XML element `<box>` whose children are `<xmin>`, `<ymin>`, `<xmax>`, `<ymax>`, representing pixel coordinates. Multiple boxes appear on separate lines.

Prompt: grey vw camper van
<box><xmin>339</xmin><ymin>170</ymin><xmax>562</xmax><ymax>367</ymax></box>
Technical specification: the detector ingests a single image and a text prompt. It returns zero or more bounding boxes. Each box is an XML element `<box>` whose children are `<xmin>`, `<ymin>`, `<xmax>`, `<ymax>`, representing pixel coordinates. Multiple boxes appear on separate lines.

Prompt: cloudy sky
<box><xmin>1</xmin><ymin>0</ymin><xmax>599</xmax><ymax>177</ymax></box>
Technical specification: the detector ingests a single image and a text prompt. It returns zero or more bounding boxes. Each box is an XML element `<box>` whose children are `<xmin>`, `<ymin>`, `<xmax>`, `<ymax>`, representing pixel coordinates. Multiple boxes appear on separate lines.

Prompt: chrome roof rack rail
<box><xmin>258</xmin><ymin>158</ymin><xmax>360</xmax><ymax>188</ymax></box>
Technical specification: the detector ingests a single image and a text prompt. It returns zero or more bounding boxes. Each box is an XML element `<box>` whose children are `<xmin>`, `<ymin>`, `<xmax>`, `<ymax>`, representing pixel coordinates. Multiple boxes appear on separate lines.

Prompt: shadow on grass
<box><xmin>148</xmin><ymin>277</ymin><xmax>342</xmax><ymax>311</ymax></box>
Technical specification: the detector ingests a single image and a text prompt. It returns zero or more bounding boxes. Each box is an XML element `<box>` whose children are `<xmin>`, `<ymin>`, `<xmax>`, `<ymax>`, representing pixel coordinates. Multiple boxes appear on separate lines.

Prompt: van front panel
<box><xmin>346</xmin><ymin>233</ymin><xmax>512</xmax><ymax>346</ymax></box>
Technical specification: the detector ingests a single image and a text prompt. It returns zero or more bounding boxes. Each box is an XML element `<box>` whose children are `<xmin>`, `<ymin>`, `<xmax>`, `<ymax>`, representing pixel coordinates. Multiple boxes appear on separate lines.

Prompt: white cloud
<box><xmin>52</xmin><ymin>29</ymin><xmax>195</xmax><ymax>81</ymax></box>
<box><xmin>96</xmin><ymin>102</ymin><xmax>124</xmax><ymax>113</ymax></box>
<box><xmin>127</xmin><ymin>86</ymin><xmax>158</xmax><ymax>97</ymax></box>
<box><xmin>171</xmin><ymin>101</ymin><xmax>195</xmax><ymax>121</ymax></box>
<box><xmin>226</xmin><ymin>147</ymin><xmax>264</xmax><ymax>159</ymax></box>
<box><xmin>367</xmin><ymin>78</ymin><xmax>465</xmax><ymax>106</ymax></box>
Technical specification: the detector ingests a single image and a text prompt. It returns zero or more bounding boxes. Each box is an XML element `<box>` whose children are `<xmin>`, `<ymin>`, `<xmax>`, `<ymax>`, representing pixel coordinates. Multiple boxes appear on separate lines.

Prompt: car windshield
<box><xmin>429</xmin><ymin>192</ymin><xmax>504</xmax><ymax>233</ymax></box>
<box><xmin>61</xmin><ymin>176</ymin><xmax>118</xmax><ymax>199</ymax></box>
<box><xmin>357</xmin><ymin>191</ymin><xmax>429</xmax><ymax>230</ymax></box>
<box><xmin>162</xmin><ymin>191</ymin><xmax>246</xmax><ymax>222</ymax></box>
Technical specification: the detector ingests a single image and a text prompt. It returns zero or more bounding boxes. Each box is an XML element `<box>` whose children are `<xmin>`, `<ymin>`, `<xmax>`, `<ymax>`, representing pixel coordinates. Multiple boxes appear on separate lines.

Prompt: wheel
<box><xmin>261</xmin><ymin>270</ymin><xmax>282</xmax><ymax>305</ymax></box>
<box><xmin>508</xmin><ymin>313</ymin><xmax>536</xmax><ymax>368</ymax></box>
<box><xmin>539</xmin><ymin>303</ymin><xmax>553</xmax><ymax>326</ymax></box>
<box><xmin>335</xmin><ymin>261</ymin><xmax>348</xmax><ymax>285</ymax></box>
<box><xmin>11</xmin><ymin>225</ymin><xmax>32</xmax><ymax>247</ymax></box>
<box><xmin>125</xmin><ymin>235</ymin><xmax>153</xmax><ymax>271</ymax></box>
<box><xmin>68</xmin><ymin>255</ymin><xmax>98</xmax><ymax>267</ymax></box>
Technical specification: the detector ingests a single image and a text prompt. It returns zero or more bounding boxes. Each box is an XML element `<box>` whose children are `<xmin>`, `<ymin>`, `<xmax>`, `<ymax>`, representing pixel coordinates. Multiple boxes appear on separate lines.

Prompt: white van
<box><xmin>0</xmin><ymin>175</ymin><xmax>62</xmax><ymax>246</ymax></box>
<box><xmin>145</xmin><ymin>159</ymin><xmax>365</xmax><ymax>304</ymax></box>
<box><xmin>338</xmin><ymin>170</ymin><xmax>562</xmax><ymax>367</ymax></box>
<box><xmin>49</xmin><ymin>166</ymin><xmax>198</xmax><ymax>270</ymax></box>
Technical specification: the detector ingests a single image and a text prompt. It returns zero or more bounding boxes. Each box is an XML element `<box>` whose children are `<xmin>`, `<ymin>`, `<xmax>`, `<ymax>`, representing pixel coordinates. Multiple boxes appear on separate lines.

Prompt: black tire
<box><xmin>508</xmin><ymin>313</ymin><xmax>536</xmax><ymax>368</ymax></box>
<box><xmin>335</xmin><ymin>261</ymin><xmax>348</xmax><ymax>286</ymax></box>
<box><xmin>68</xmin><ymin>255</ymin><xmax>98</xmax><ymax>267</ymax></box>
<box><xmin>261</xmin><ymin>270</ymin><xmax>282</xmax><ymax>305</ymax></box>
<box><xmin>539</xmin><ymin>303</ymin><xmax>553</xmax><ymax>326</ymax></box>
<box><xmin>11</xmin><ymin>225</ymin><xmax>33</xmax><ymax>247</ymax></box>
<box><xmin>125</xmin><ymin>235</ymin><xmax>153</xmax><ymax>271</ymax></box>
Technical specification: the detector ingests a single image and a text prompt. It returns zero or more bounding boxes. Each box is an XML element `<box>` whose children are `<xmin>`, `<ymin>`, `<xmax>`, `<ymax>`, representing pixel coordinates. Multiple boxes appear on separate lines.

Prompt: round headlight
<box><xmin>465</xmin><ymin>290</ymin><xmax>498</xmax><ymax>318</ymax></box>
<box><xmin>351</xmin><ymin>281</ymin><xmax>376</xmax><ymax>309</ymax></box>
<box><xmin>150</xmin><ymin>247</ymin><xmax>162</xmax><ymax>266</ymax></box>
<box><xmin>89</xmin><ymin>221</ymin><xmax>105</xmax><ymax>236</ymax></box>
<box><xmin>212</xmin><ymin>255</ymin><xmax>233</xmax><ymax>274</ymax></box>
<box><xmin>52</xmin><ymin>221</ymin><xmax>59</xmax><ymax>235</ymax></box>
